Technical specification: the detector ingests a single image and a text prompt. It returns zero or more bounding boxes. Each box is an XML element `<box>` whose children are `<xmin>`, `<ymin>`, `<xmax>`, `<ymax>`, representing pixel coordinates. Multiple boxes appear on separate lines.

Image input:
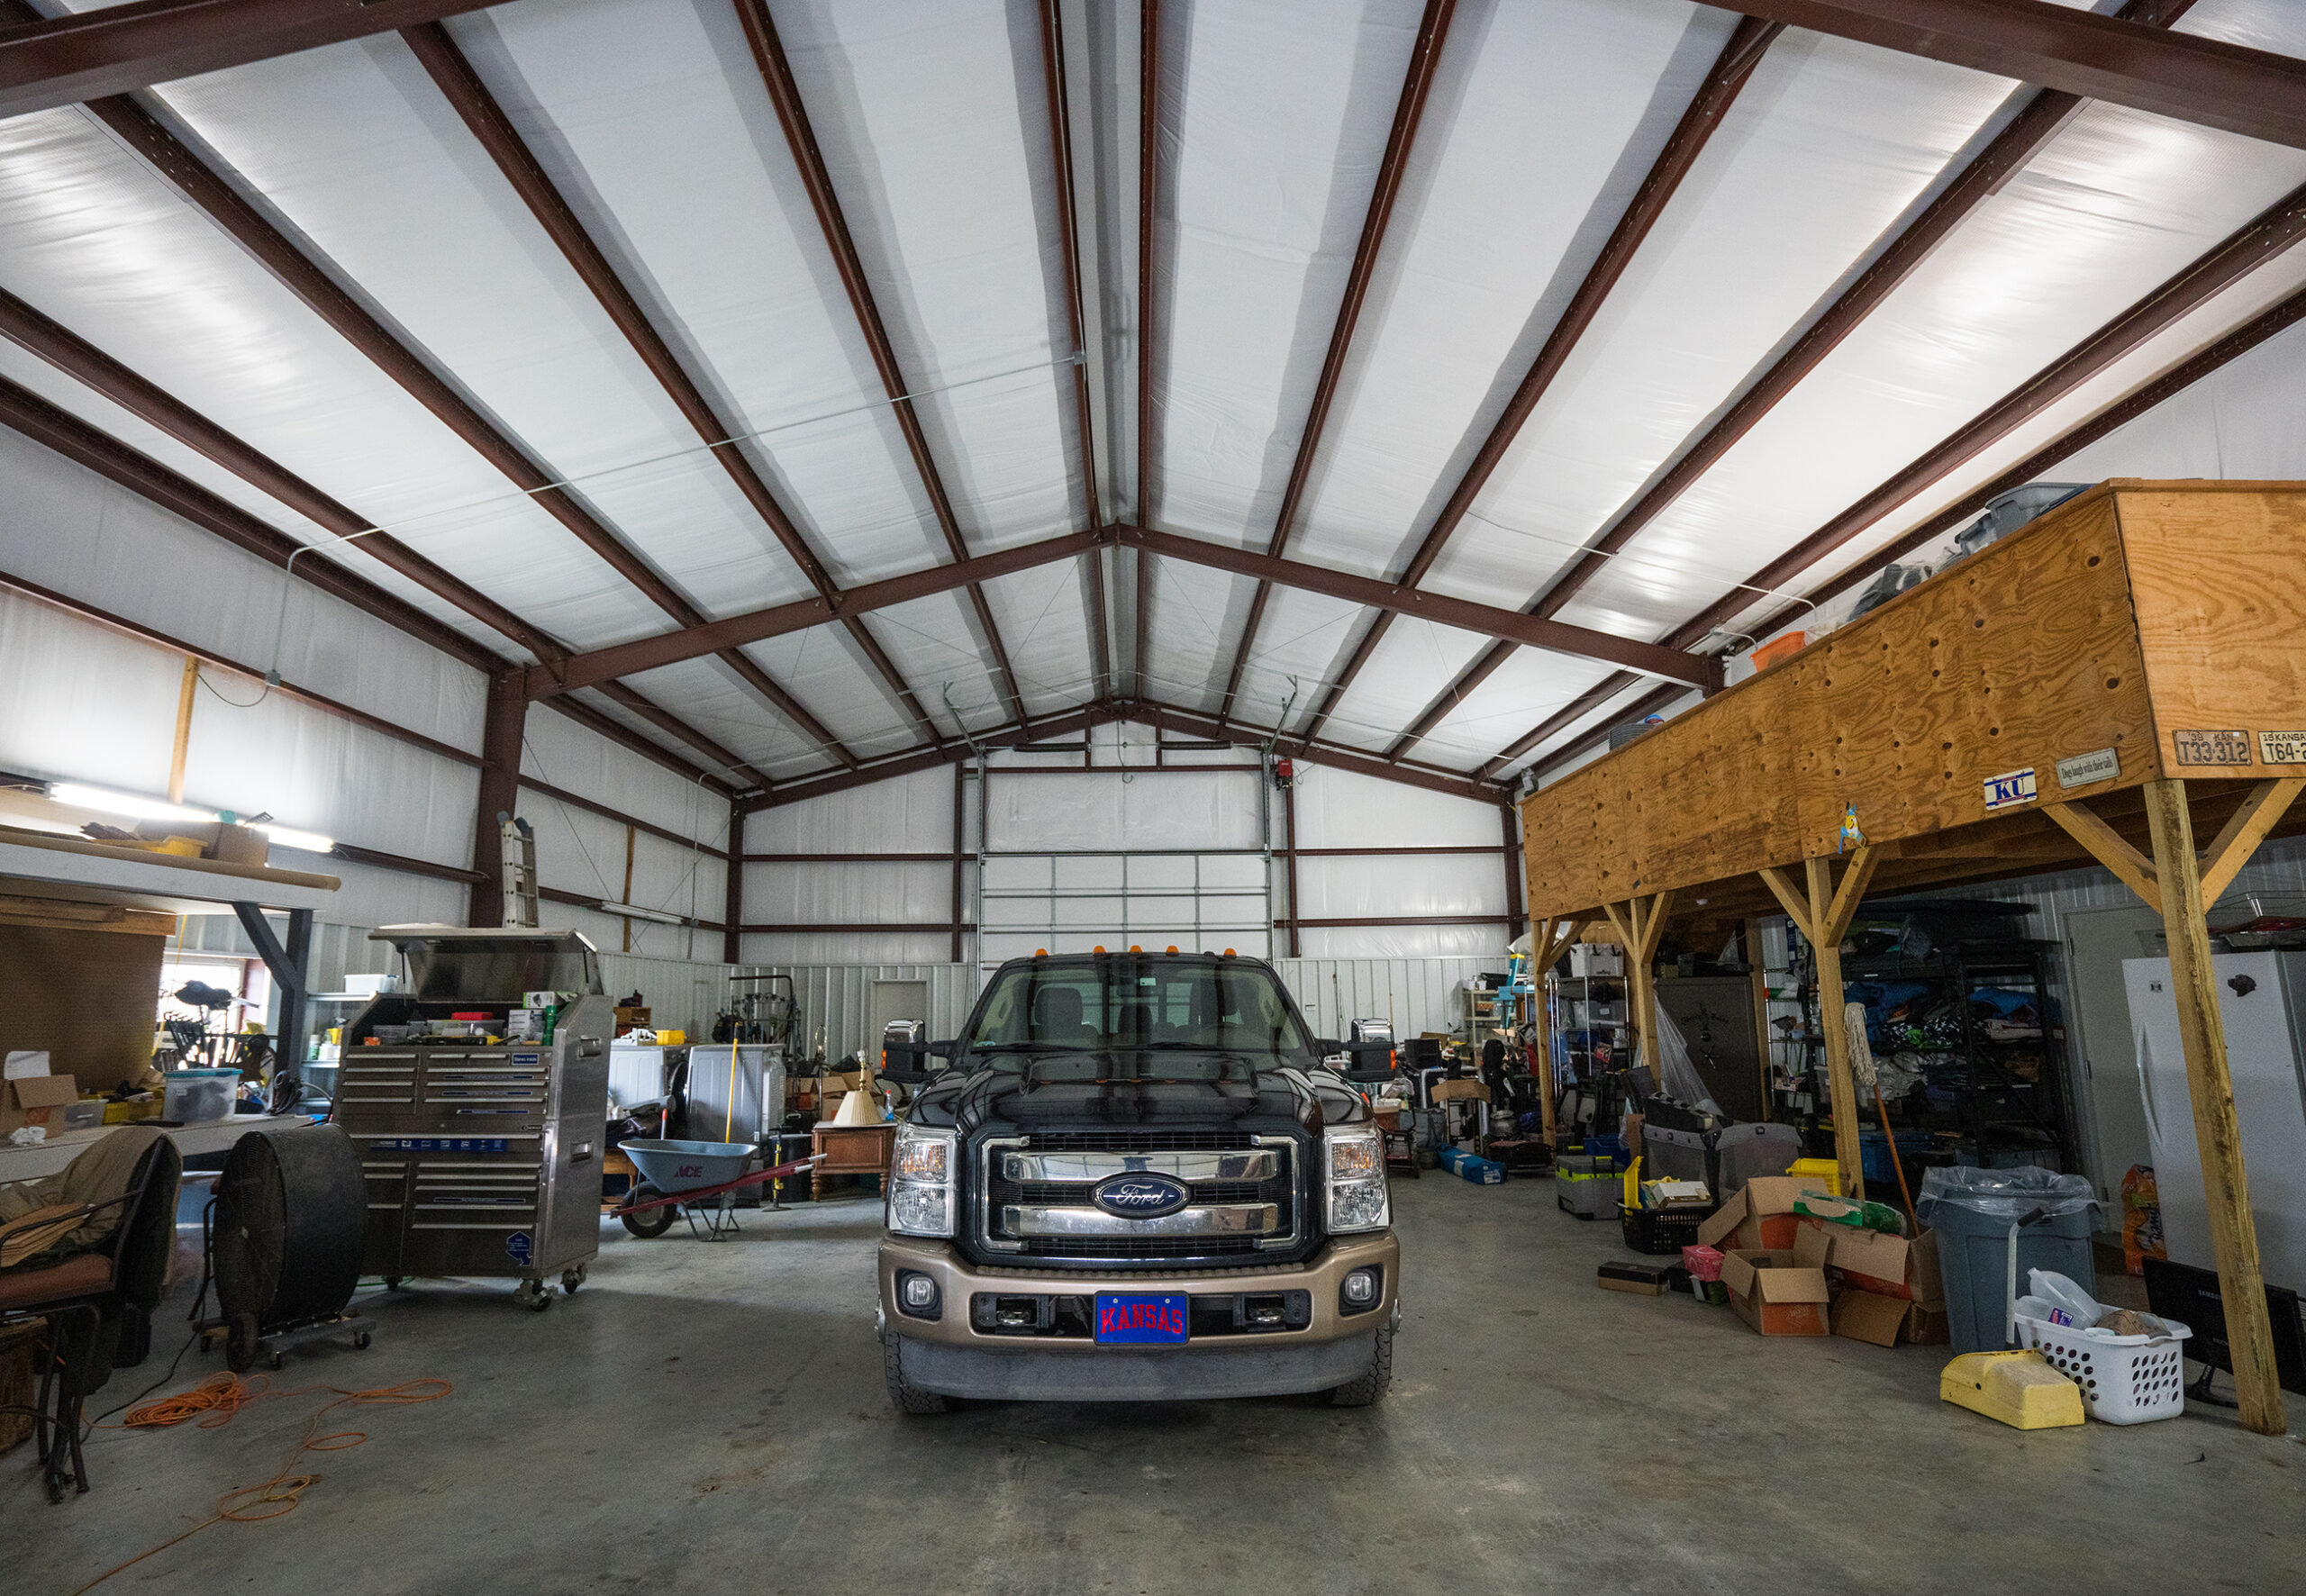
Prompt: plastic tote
<box><xmin>162</xmin><ymin>1067</ymin><xmax>241</xmax><ymax>1125</ymax></box>
<box><xmin>1917</xmin><ymin>1165</ymin><xmax>2097</xmax><ymax>1356</ymax></box>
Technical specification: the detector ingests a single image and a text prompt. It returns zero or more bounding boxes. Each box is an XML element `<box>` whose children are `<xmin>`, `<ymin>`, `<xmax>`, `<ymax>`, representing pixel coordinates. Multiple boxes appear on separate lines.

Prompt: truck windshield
<box><xmin>967</xmin><ymin>959</ymin><xmax>1313</xmax><ymax>1058</ymax></box>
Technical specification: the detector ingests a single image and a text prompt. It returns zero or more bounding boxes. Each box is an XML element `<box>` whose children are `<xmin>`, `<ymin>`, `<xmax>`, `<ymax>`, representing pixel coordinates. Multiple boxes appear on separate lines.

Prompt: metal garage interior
<box><xmin>3</xmin><ymin>1</ymin><xmax>2305</xmax><ymax>1591</ymax></box>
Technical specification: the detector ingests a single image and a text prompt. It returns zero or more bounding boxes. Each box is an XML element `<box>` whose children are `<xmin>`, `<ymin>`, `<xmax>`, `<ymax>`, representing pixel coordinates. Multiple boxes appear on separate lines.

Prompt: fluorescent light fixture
<box><xmin>599</xmin><ymin>900</ymin><xmax>685</xmax><ymax>927</ymax></box>
<box><xmin>257</xmin><ymin>824</ymin><xmax>335</xmax><ymax>854</ymax></box>
<box><xmin>49</xmin><ymin>783</ymin><xmax>217</xmax><ymax>825</ymax></box>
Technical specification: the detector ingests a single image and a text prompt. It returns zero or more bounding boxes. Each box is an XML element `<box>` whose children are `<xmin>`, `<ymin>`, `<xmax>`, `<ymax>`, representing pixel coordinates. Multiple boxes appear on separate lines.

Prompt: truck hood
<box><xmin>908</xmin><ymin>1049</ymin><xmax>1370</xmax><ymax>1137</ymax></box>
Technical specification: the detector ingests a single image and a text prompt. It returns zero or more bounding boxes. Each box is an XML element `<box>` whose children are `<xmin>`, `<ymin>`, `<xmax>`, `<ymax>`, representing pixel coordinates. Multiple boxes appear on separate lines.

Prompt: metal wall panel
<box><xmin>1272</xmin><ymin>957</ymin><xmax>1497</xmax><ymax>1043</ymax></box>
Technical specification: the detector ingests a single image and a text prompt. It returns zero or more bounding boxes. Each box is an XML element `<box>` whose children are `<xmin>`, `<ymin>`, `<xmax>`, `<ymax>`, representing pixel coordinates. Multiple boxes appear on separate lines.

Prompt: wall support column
<box><xmin>950</xmin><ymin>764</ymin><xmax>967</xmax><ymax>965</ymax></box>
<box><xmin>1502</xmin><ymin>803</ymin><xmax>1526</xmax><ymax>941</ymax></box>
<box><xmin>2142</xmin><ymin>777</ymin><xmax>2287</xmax><ymax>1437</ymax></box>
<box><xmin>723</xmin><ymin>799</ymin><xmax>745</xmax><ymax>966</ymax></box>
<box><xmin>469</xmin><ymin>667</ymin><xmax>526</xmax><ymax>928</ymax></box>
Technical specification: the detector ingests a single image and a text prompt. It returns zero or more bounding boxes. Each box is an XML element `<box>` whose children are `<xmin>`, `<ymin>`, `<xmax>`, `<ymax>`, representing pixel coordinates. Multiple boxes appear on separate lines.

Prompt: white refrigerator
<box><xmin>2122</xmin><ymin>951</ymin><xmax>2306</xmax><ymax>1293</ymax></box>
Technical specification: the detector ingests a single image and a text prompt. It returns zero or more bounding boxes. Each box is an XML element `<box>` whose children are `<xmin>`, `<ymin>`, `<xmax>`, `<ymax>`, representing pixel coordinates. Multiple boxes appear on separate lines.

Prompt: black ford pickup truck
<box><xmin>874</xmin><ymin>950</ymin><xmax>1400</xmax><ymax>1411</ymax></box>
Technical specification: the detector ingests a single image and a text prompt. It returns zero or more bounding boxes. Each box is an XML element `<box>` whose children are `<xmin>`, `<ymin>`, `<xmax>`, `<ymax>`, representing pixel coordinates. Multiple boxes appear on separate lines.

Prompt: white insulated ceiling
<box><xmin>3</xmin><ymin>0</ymin><xmax>2305</xmax><ymax>792</ymax></box>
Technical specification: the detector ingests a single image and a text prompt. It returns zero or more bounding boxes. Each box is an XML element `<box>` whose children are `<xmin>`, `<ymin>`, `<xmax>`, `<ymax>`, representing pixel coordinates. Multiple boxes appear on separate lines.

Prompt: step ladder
<box><xmin>499</xmin><ymin>813</ymin><xmax>539</xmax><ymax>928</ymax></box>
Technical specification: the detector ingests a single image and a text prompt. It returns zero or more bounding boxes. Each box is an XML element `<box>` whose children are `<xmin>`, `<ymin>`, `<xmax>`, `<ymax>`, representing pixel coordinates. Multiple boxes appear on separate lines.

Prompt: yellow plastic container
<box><xmin>1939</xmin><ymin>1351</ymin><xmax>2085</xmax><ymax>1430</ymax></box>
<box><xmin>1788</xmin><ymin>1157</ymin><xmax>1841</xmax><ymax>1198</ymax></box>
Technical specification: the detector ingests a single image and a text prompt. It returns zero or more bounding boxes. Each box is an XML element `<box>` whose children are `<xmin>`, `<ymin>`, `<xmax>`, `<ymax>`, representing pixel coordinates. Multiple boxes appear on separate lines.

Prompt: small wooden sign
<box><xmin>2170</xmin><ymin>729</ymin><xmax>2253</xmax><ymax>767</ymax></box>
<box><xmin>2258</xmin><ymin>730</ymin><xmax>2306</xmax><ymax>766</ymax></box>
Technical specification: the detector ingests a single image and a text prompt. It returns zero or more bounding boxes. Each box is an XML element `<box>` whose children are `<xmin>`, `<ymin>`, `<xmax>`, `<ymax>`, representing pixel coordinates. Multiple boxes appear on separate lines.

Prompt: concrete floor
<box><xmin>12</xmin><ymin>1176</ymin><xmax>2303</xmax><ymax>1594</ymax></box>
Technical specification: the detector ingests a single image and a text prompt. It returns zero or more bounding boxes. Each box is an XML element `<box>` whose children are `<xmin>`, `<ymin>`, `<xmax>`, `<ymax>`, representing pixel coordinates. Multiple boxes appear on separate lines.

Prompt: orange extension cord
<box><xmin>68</xmin><ymin>1371</ymin><xmax>451</xmax><ymax>1595</ymax></box>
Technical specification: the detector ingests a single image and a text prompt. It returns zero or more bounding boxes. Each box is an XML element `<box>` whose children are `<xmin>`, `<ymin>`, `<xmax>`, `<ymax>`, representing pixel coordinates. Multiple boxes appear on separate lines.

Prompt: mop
<box><xmin>1843</xmin><ymin>1002</ymin><xmax>1919</xmax><ymax>1233</ymax></box>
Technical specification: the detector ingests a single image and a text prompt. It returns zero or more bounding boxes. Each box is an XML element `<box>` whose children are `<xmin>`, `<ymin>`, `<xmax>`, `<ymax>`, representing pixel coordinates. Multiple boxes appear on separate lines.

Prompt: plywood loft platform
<box><xmin>1518</xmin><ymin>480</ymin><xmax>2306</xmax><ymax>1438</ymax></box>
<box><xmin>1520</xmin><ymin>481</ymin><xmax>2306</xmax><ymax>920</ymax></box>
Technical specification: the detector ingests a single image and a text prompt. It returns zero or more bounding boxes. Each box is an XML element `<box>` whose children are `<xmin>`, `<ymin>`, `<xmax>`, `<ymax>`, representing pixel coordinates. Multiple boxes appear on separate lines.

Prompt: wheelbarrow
<box><xmin>613</xmin><ymin>1139</ymin><xmax>822</xmax><ymax>1241</ymax></box>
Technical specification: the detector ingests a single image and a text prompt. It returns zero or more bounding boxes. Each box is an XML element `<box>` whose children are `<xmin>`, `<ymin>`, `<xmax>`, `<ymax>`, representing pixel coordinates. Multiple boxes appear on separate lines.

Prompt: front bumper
<box><xmin>877</xmin><ymin>1231</ymin><xmax>1399</xmax><ymax>1401</ymax></box>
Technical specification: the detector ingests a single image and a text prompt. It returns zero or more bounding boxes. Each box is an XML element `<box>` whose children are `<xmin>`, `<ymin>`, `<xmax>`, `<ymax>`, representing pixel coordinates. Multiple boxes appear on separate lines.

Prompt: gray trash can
<box><xmin>1918</xmin><ymin>1165</ymin><xmax>2099</xmax><ymax>1355</ymax></box>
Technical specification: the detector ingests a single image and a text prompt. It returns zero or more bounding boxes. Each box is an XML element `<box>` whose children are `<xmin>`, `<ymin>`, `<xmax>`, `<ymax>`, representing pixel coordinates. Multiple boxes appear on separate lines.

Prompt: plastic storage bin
<box><xmin>1556</xmin><ymin>1156</ymin><xmax>1619</xmax><ymax>1219</ymax></box>
<box><xmin>2016</xmin><ymin>1312</ymin><xmax>2192</xmax><ymax>1424</ymax></box>
<box><xmin>162</xmin><ymin>1067</ymin><xmax>241</xmax><ymax>1125</ymax></box>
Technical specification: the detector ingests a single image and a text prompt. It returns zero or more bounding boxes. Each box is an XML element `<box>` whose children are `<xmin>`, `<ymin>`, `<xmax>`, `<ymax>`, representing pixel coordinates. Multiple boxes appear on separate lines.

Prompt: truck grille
<box><xmin>975</xmin><ymin>1132</ymin><xmax>1300</xmax><ymax>1266</ymax></box>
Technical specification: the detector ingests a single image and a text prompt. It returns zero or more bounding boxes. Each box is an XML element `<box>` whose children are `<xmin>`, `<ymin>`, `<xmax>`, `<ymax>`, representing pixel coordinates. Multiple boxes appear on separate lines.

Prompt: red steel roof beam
<box><xmin>1300</xmin><ymin>15</ymin><xmax>1782</xmax><ymax>748</ymax></box>
<box><xmin>1214</xmin><ymin>0</ymin><xmax>1457</xmax><ymax>730</ymax></box>
<box><xmin>732</xmin><ymin>0</ymin><xmax>1033</xmax><ymax>730</ymax></box>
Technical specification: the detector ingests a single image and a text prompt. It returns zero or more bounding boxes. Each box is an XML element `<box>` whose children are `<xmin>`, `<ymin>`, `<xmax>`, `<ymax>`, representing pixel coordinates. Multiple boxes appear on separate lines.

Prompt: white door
<box><xmin>2065</xmin><ymin>904</ymin><xmax>2165</xmax><ymax>1198</ymax></box>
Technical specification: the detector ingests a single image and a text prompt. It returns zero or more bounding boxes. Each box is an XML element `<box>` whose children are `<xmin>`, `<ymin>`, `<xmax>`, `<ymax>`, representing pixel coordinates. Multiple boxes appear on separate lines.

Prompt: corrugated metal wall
<box><xmin>737</xmin><ymin>964</ymin><xmax>983</xmax><ymax>1065</ymax></box>
<box><xmin>1274</xmin><ymin>957</ymin><xmax>1498</xmax><ymax>1041</ymax></box>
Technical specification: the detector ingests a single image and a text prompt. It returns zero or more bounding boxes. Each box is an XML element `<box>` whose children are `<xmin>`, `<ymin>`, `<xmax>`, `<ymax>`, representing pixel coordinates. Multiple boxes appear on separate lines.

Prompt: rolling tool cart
<box><xmin>332</xmin><ymin>927</ymin><xmax>613</xmax><ymax>1310</ymax></box>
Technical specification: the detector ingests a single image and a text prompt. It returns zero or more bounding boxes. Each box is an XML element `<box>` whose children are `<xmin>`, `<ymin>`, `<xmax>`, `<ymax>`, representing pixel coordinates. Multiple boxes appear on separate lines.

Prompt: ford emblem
<box><xmin>1091</xmin><ymin>1172</ymin><xmax>1192</xmax><ymax>1220</ymax></box>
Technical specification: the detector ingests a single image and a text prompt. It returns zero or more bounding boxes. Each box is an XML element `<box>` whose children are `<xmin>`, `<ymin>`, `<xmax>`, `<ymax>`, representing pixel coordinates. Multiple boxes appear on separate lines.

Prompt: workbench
<box><xmin>1517</xmin><ymin>480</ymin><xmax>2306</xmax><ymax>1436</ymax></box>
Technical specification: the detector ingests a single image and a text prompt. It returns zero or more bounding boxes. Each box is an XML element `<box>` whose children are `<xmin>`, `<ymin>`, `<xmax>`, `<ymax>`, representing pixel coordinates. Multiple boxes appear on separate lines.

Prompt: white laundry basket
<box><xmin>2016</xmin><ymin>1313</ymin><xmax>2192</xmax><ymax>1424</ymax></box>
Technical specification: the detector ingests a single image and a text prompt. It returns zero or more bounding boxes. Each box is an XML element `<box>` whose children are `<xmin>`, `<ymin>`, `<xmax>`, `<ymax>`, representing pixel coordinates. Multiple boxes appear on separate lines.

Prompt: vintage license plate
<box><xmin>2171</xmin><ymin>729</ymin><xmax>2252</xmax><ymax>767</ymax></box>
<box><xmin>1094</xmin><ymin>1293</ymin><xmax>1189</xmax><ymax>1345</ymax></box>
<box><xmin>1982</xmin><ymin>766</ymin><xmax>2038</xmax><ymax>811</ymax></box>
<box><xmin>2259</xmin><ymin>730</ymin><xmax>2306</xmax><ymax>766</ymax></box>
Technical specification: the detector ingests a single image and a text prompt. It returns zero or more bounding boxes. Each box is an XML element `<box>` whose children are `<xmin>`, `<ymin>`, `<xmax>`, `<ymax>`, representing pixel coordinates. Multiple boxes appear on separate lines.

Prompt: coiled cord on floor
<box><xmin>68</xmin><ymin>1372</ymin><xmax>451</xmax><ymax>1595</ymax></box>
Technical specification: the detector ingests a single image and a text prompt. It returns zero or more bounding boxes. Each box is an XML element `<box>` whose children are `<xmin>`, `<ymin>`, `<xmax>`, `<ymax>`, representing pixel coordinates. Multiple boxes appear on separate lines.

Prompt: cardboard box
<box><xmin>208</xmin><ymin>823</ymin><xmax>270</xmax><ymax>866</ymax></box>
<box><xmin>1720</xmin><ymin>1227</ymin><xmax>1832</xmax><ymax>1337</ymax></box>
<box><xmin>1818</xmin><ymin>1223</ymin><xmax>1943</xmax><ymax>1302</ymax></box>
<box><xmin>1598</xmin><ymin>1259</ymin><xmax>1670</xmax><ymax>1295</ymax></box>
<box><xmin>1832</xmin><ymin>1285</ymin><xmax>1953</xmax><ymax>1347</ymax></box>
<box><xmin>1695</xmin><ymin>1174</ymin><xmax>1807</xmax><ymax>1253</ymax></box>
<box><xmin>2</xmin><ymin>1073</ymin><xmax>78</xmax><ymax>1137</ymax></box>
<box><xmin>1429</xmin><ymin>1077</ymin><xmax>1490</xmax><ymax>1103</ymax></box>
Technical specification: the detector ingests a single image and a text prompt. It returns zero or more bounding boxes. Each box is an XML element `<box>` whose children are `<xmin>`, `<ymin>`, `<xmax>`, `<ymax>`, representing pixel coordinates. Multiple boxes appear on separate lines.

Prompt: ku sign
<box><xmin>1983</xmin><ymin>767</ymin><xmax>2038</xmax><ymax>812</ymax></box>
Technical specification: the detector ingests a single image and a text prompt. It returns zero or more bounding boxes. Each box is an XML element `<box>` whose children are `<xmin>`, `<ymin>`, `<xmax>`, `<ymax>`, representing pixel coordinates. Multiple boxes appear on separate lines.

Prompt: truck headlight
<box><xmin>887</xmin><ymin>1123</ymin><xmax>956</xmax><ymax>1238</ymax></box>
<box><xmin>1323</xmin><ymin>1126</ymin><xmax>1390</xmax><ymax>1235</ymax></box>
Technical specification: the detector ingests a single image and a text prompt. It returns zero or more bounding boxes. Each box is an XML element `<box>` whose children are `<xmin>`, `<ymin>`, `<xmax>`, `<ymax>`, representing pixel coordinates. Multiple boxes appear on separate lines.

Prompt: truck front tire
<box><xmin>881</xmin><ymin>1333</ymin><xmax>950</xmax><ymax>1415</ymax></box>
<box><xmin>1328</xmin><ymin>1327</ymin><xmax>1394</xmax><ymax>1407</ymax></box>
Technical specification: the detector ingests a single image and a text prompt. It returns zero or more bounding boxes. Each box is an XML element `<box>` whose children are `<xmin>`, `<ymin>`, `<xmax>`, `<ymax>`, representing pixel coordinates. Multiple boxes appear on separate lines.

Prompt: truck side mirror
<box><xmin>880</xmin><ymin>1020</ymin><xmax>931</xmax><ymax>1084</ymax></box>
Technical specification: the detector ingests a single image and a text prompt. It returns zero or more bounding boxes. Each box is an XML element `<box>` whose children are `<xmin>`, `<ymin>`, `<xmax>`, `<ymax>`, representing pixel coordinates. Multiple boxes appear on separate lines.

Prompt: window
<box><xmin>966</xmin><ymin>957</ymin><xmax>1312</xmax><ymax>1059</ymax></box>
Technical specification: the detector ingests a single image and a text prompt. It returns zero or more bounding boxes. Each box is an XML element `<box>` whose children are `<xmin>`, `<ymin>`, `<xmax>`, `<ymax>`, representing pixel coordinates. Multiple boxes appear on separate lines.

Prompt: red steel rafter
<box><xmin>1298</xmin><ymin>16</ymin><xmax>1783</xmax><ymax>748</ymax></box>
<box><xmin>1213</xmin><ymin>0</ymin><xmax>1458</xmax><ymax>730</ymax></box>
<box><xmin>732</xmin><ymin>0</ymin><xmax>1032</xmax><ymax>730</ymax></box>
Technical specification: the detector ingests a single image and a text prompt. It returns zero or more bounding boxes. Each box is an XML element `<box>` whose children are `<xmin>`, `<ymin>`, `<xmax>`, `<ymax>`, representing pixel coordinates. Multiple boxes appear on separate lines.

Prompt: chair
<box><xmin>1029</xmin><ymin>986</ymin><xmax>1096</xmax><ymax>1047</ymax></box>
<box><xmin>0</xmin><ymin>1129</ymin><xmax>183</xmax><ymax>1501</ymax></box>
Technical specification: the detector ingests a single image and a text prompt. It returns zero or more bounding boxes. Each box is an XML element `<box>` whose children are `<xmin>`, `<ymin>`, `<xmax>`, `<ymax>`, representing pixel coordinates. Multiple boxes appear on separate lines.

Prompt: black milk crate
<box><xmin>1617</xmin><ymin>1202</ymin><xmax>1715</xmax><ymax>1256</ymax></box>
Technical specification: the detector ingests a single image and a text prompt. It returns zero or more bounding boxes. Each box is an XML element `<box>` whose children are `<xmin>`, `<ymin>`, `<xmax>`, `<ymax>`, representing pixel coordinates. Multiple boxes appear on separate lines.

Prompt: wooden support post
<box><xmin>1758</xmin><ymin>845</ymin><xmax>1882</xmax><ymax>1200</ymax></box>
<box><xmin>1529</xmin><ymin>915</ymin><xmax>1590</xmax><ymax>1149</ymax></box>
<box><xmin>1604</xmin><ymin>891</ymin><xmax>1675</xmax><ymax>1091</ymax></box>
<box><xmin>1744</xmin><ymin>918</ymin><xmax>1774</xmax><ymax>1118</ymax></box>
<box><xmin>469</xmin><ymin>667</ymin><xmax>526</xmax><ymax>928</ymax></box>
<box><xmin>723</xmin><ymin>799</ymin><xmax>744</xmax><ymax>966</ymax></box>
<box><xmin>168</xmin><ymin>655</ymin><xmax>198</xmax><ymax>803</ymax></box>
<box><xmin>2142</xmin><ymin>777</ymin><xmax>2287</xmax><ymax>1437</ymax></box>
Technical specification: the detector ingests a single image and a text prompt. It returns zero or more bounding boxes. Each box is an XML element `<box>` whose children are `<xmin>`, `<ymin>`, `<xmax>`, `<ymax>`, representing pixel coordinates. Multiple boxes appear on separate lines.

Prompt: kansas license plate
<box><xmin>1094</xmin><ymin>1293</ymin><xmax>1189</xmax><ymax>1345</ymax></box>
